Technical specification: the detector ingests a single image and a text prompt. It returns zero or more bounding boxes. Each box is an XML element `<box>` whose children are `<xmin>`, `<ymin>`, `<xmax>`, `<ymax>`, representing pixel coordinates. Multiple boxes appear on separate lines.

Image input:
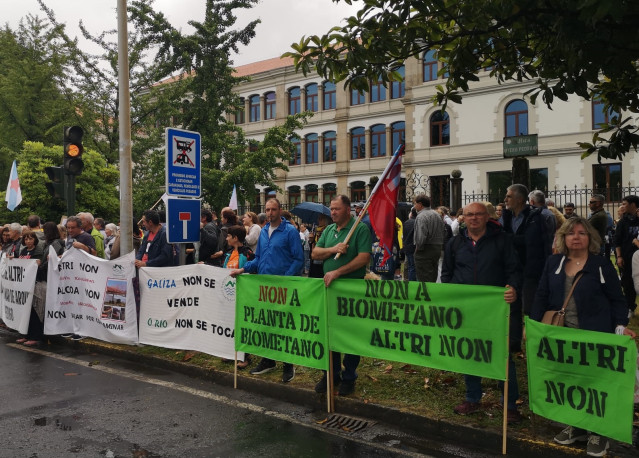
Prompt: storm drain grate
<box><xmin>321</xmin><ymin>413</ymin><xmax>374</xmax><ymax>433</ymax></box>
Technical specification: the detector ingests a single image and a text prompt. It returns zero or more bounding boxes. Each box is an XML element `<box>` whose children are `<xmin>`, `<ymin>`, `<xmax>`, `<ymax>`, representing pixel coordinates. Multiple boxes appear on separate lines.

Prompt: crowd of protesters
<box><xmin>2</xmin><ymin>188</ymin><xmax>638</xmax><ymax>457</ymax></box>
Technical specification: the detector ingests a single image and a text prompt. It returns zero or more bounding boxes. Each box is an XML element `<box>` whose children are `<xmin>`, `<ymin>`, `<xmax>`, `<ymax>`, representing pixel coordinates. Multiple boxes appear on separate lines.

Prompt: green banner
<box><xmin>327</xmin><ymin>279</ymin><xmax>509</xmax><ymax>380</ymax></box>
<box><xmin>525</xmin><ymin>317</ymin><xmax>637</xmax><ymax>444</ymax></box>
<box><xmin>235</xmin><ymin>275</ymin><xmax>328</xmax><ymax>370</ymax></box>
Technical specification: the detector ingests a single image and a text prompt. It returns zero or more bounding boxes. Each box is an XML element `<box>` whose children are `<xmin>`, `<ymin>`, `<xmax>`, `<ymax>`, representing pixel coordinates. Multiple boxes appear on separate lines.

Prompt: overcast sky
<box><xmin>2</xmin><ymin>0</ymin><xmax>361</xmax><ymax>66</ymax></box>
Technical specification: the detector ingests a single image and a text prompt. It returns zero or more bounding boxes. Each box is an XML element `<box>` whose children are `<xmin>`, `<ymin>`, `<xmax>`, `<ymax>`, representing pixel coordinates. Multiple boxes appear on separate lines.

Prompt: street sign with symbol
<box><xmin>166</xmin><ymin>198</ymin><xmax>201</xmax><ymax>243</ymax></box>
<box><xmin>166</xmin><ymin>127</ymin><xmax>201</xmax><ymax>197</ymax></box>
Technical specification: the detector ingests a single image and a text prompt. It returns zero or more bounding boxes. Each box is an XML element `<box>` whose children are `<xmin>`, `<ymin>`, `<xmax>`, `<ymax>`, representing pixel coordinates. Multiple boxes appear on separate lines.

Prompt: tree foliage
<box><xmin>128</xmin><ymin>0</ymin><xmax>308</xmax><ymax>212</ymax></box>
<box><xmin>286</xmin><ymin>0</ymin><xmax>639</xmax><ymax>162</ymax></box>
<box><xmin>0</xmin><ymin>142</ymin><xmax>119</xmax><ymax>223</ymax></box>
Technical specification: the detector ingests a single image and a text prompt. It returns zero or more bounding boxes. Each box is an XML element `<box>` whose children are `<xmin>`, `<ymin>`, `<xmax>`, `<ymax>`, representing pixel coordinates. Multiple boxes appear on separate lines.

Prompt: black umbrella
<box><xmin>290</xmin><ymin>202</ymin><xmax>331</xmax><ymax>224</ymax></box>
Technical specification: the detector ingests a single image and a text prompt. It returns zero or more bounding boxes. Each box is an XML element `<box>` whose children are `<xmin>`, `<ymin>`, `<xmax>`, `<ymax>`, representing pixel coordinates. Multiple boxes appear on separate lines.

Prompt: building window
<box><xmin>234</xmin><ymin>97</ymin><xmax>245</xmax><ymax>124</ymax></box>
<box><xmin>264</xmin><ymin>91</ymin><xmax>276</xmax><ymax>120</ymax></box>
<box><xmin>289</xmin><ymin>186</ymin><xmax>301</xmax><ymax>207</ymax></box>
<box><xmin>351</xmin><ymin>89</ymin><xmax>366</xmax><ymax>106</ymax></box>
<box><xmin>351</xmin><ymin>181</ymin><xmax>366</xmax><ymax>202</ymax></box>
<box><xmin>505</xmin><ymin>99</ymin><xmax>528</xmax><ymax>136</ymax></box>
<box><xmin>323</xmin><ymin>81</ymin><xmax>336</xmax><ymax>110</ymax></box>
<box><xmin>370</xmin><ymin>77</ymin><xmax>386</xmax><ymax>103</ymax></box>
<box><xmin>305</xmin><ymin>133</ymin><xmax>319</xmax><ymax>164</ymax></box>
<box><xmin>370</xmin><ymin>124</ymin><xmax>386</xmax><ymax>157</ymax></box>
<box><xmin>593</xmin><ymin>163</ymin><xmax>622</xmax><ymax>202</ymax></box>
<box><xmin>423</xmin><ymin>50</ymin><xmax>438</xmax><ymax>82</ymax></box>
<box><xmin>592</xmin><ymin>99</ymin><xmax>619</xmax><ymax>129</ymax></box>
<box><xmin>323</xmin><ymin>183</ymin><xmax>336</xmax><ymax>206</ymax></box>
<box><xmin>288</xmin><ymin>87</ymin><xmax>301</xmax><ymax>115</ymax></box>
<box><xmin>289</xmin><ymin>137</ymin><xmax>301</xmax><ymax>166</ymax></box>
<box><xmin>430</xmin><ymin>111</ymin><xmax>450</xmax><ymax>146</ymax></box>
<box><xmin>305</xmin><ymin>83</ymin><xmax>318</xmax><ymax>112</ymax></box>
<box><xmin>306</xmin><ymin>184</ymin><xmax>318</xmax><ymax>203</ymax></box>
<box><xmin>391</xmin><ymin>121</ymin><xmax>405</xmax><ymax>152</ymax></box>
<box><xmin>351</xmin><ymin>127</ymin><xmax>366</xmax><ymax>159</ymax></box>
<box><xmin>249</xmin><ymin>94</ymin><xmax>260</xmax><ymax>122</ymax></box>
<box><xmin>323</xmin><ymin>131</ymin><xmax>336</xmax><ymax>162</ymax></box>
<box><xmin>391</xmin><ymin>66</ymin><xmax>405</xmax><ymax>99</ymax></box>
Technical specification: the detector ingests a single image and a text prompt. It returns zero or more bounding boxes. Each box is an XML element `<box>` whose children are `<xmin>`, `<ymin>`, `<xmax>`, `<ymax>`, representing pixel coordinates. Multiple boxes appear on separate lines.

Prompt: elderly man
<box><xmin>413</xmin><ymin>194</ymin><xmax>445</xmax><ymax>282</ymax></box>
<box><xmin>78</xmin><ymin>212</ymin><xmax>105</xmax><ymax>258</ymax></box>
<box><xmin>442</xmin><ymin>202</ymin><xmax>522</xmax><ymax>423</ymax></box>
<box><xmin>312</xmin><ymin>194</ymin><xmax>371</xmax><ymax>396</ymax></box>
<box><xmin>230</xmin><ymin>198</ymin><xmax>304</xmax><ymax>383</ymax></box>
<box><xmin>2</xmin><ymin>223</ymin><xmax>23</xmax><ymax>257</ymax></box>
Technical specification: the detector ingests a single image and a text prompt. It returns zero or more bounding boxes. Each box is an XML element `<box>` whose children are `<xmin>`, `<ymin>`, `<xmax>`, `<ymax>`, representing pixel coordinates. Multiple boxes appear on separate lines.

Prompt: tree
<box><xmin>286</xmin><ymin>0</ymin><xmax>639</xmax><ymax>162</ymax></box>
<box><xmin>128</xmin><ymin>0</ymin><xmax>309</xmax><ymax>211</ymax></box>
<box><xmin>0</xmin><ymin>142</ymin><xmax>120</xmax><ymax>223</ymax></box>
<box><xmin>0</xmin><ymin>17</ymin><xmax>76</xmax><ymax>153</ymax></box>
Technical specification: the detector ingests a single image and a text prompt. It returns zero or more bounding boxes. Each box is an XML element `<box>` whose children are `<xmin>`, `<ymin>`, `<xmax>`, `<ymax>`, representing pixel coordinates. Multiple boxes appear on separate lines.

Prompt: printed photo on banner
<box><xmin>101</xmin><ymin>279</ymin><xmax>128</xmax><ymax>322</ymax></box>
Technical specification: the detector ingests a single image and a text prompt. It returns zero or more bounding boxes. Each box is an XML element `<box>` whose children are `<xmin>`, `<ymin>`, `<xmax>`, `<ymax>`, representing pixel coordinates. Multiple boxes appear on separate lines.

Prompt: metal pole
<box><xmin>117</xmin><ymin>0</ymin><xmax>133</xmax><ymax>254</ymax></box>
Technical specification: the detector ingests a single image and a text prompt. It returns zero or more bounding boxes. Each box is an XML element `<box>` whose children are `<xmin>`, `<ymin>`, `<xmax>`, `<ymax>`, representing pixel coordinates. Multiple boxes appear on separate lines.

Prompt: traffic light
<box><xmin>63</xmin><ymin>126</ymin><xmax>84</xmax><ymax>175</ymax></box>
<box><xmin>45</xmin><ymin>166</ymin><xmax>66</xmax><ymax>199</ymax></box>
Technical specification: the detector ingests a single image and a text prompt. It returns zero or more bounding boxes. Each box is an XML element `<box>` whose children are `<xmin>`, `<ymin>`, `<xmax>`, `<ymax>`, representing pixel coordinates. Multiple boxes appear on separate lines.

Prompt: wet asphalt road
<box><xmin>0</xmin><ymin>338</ymin><xmax>449</xmax><ymax>458</ymax></box>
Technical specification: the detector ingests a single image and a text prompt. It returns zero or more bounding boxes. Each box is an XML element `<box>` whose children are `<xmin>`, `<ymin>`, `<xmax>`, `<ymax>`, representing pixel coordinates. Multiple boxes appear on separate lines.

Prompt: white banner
<box><xmin>0</xmin><ymin>256</ymin><xmax>37</xmax><ymax>334</ymax></box>
<box><xmin>44</xmin><ymin>247</ymin><xmax>138</xmax><ymax>345</ymax></box>
<box><xmin>139</xmin><ymin>264</ymin><xmax>244</xmax><ymax>361</ymax></box>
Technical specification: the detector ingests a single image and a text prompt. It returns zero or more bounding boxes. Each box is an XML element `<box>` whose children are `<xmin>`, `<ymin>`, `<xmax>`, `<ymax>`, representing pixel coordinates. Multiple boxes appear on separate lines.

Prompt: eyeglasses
<box><xmin>588</xmin><ymin>201</ymin><xmax>598</xmax><ymax>204</ymax></box>
<box><xmin>463</xmin><ymin>212</ymin><xmax>488</xmax><ymax>218</ymax></box>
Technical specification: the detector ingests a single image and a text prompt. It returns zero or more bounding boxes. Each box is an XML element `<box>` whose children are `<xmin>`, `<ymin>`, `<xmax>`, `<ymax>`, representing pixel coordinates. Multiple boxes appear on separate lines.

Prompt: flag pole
<box><xmin>334</xmin><ymin>144</ymin><xmax>404</xmax><ymax>260</ymax></box>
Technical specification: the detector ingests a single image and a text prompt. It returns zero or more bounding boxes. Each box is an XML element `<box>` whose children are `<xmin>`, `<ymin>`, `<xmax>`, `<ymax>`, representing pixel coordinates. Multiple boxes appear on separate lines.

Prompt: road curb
<box><xmin>3</xmin><ymin>329</ymin><xmax>636</xmax><ymax>457</ymax></box>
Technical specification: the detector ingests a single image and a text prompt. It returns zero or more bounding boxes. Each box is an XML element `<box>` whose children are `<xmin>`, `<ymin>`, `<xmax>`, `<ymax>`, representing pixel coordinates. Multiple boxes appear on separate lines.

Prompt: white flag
<box><xmin>229</xmin><ymin>185</ymin><xmax>238</xmax><ymax>210</ymax></box>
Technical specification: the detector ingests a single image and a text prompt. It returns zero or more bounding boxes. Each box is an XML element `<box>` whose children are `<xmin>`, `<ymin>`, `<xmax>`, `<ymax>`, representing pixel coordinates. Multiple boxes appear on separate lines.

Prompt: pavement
<box><xmin>1</xmin><ymin>325</ymin><xmax>637</xmax><ymax>457</ymax></box>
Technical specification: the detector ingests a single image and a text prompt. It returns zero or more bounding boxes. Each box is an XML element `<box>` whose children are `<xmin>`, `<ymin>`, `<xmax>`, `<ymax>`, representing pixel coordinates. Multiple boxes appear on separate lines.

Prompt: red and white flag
<box><xmin>367</xmin><ymin>144</ymin><xmax>404</xmax><ymax>266</ymax></box>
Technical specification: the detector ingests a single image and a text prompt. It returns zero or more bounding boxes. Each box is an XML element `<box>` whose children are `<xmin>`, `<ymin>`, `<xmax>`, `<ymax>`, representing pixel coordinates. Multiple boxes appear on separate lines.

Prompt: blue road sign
<box><xmin>166</xmin><ymin>127</ymin><xmax>201</xmax><ymax>197</ymax></box>
<box><xmin>166</xmin><ymin>198</ymin><xmax>201</xmax><ymax>243</ymax></box>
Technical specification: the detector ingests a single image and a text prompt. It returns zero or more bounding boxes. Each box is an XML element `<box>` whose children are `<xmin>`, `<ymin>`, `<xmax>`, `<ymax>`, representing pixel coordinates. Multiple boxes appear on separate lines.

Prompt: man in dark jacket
<box><xmin>402</xmin><ymin>208</ymin><xmax>417</xmax><ymax>281</ymax></box>
<box><xmin>614</xmin><ymin>195</ymin><xmax>639</xmax><ymax>313</ymax></box>
<box><xmin>135</xmin><ymin>210</ymin><xmax>173</xmax><ymax>268</ymax></box>
<box><xmin>441</xmin><ymin>202</ymin><xmax>522</xmax><ymax>423</ymax></box>
<box><xmin>587</xmin><ymin>194</ymin><xmax>608</xmax><ymax>255</ymax></box>
<box><xmin>198</xmin><ymin>209</ymin><xmax>219</xmax><ymax>265</ymax></box>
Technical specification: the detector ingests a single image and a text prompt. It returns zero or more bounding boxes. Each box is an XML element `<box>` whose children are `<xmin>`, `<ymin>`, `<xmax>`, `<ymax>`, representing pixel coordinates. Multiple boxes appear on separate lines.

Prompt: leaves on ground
<box><xmin>64</xmin><ymin>372</ymin><xmax>79</xmax><ymax>376</ymax></box>
<box><xmin>382</xmin><ymin>364</ymin><xmax>393</xmax><ymax>373</ymax></box>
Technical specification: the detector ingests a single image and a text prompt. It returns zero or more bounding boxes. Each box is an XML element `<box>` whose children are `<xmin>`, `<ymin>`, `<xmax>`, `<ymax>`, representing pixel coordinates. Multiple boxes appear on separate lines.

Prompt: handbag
<box><xmin>541</xmin><ymin>272</ymin><xmax>583</xmax><ymax>326</ymax></box>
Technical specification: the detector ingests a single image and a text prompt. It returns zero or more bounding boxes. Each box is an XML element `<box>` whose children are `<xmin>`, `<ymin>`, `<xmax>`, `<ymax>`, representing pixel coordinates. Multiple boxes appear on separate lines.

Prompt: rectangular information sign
<box><xmin>166</xmin><ymin>127</ymin><xmax>201</xmax><ymax>197</ymax></box>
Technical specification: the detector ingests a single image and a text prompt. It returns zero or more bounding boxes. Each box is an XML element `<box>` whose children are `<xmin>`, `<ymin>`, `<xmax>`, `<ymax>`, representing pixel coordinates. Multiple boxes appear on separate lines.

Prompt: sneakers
<box><xmin>586</xmin><ymin>435</ymin><xmax>609</xmax><ymax>457</ymax></box>
<box><xmin>554</xmin><ymin>426</ymin><xmax>588</xmax><ymax>445</ymax></box>
<box><xmin>282</xmin><ymin>364</ymin><xmax>295</xmax><ymax>383</ymax></box>
<box><xmin>337</xmin><ymin>380</ymin><xmax>355</xmax><ymax>396</ymax></box>
<box><xmin>314</xmin><ymin>373</ymin><xmax>341</xmax><ymax>394</ymax></box>
<box><xmin>71</xmin><ymin>334</ymin><xmax>85</xmax><ymax>341</ymax></box>
<box><xmin>454</xmin><ymin>401</ymin><xmax>481</xmax><ymax>415</ymax></box>
<box><xmin>250</xmin><ymin>359</ymin><xmax>276</xmax><ymax>375</ymax></box>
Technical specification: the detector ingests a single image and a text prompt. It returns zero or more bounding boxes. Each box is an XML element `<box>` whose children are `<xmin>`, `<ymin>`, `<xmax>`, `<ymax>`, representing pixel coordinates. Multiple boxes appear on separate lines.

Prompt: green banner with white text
<box><xmin>525</xmin><ymin>317</ymin><xmax>637</xmax><ymax>444</ymax></box>
<box><xmin>235</xmin><ymin>275</ymin><xmax>328</xmax><ymax>370</ymax></box>
<box><xmin>327</xmin><ymin>279</ymin><xmax>509</xmax><ymax>380</ymax></box>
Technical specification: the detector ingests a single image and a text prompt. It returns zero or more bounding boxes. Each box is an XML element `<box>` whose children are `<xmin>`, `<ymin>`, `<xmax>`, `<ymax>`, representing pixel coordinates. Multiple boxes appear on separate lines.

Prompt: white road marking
<box><xmin>8</xmin><ymin>344</ymin><xmax>424</xmax><ymax>457</ymax></box>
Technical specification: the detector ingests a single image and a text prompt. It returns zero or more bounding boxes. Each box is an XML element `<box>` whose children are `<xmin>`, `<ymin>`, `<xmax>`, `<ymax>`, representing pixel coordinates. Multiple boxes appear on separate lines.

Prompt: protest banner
<box><xmin>0</xmin><ymin>256</ymin><xmax>37</xmax><ymax>334</ymax></box>
<box><xmin>327</xmin><ymin>279</ymin><xmax>509</xmax><ymax>380</ymax></box>
<box><xmin>44</xmin><ymin>247</ymin><xmax>138</xmax><ymax>345</ymax></box>
<box><xmin>139</xmin><ymin>264</ymin><xmax>243</xmax><ymax>360</ymax></box>
<box><xmin>235</xmin><ymin>274</ymin><xmax>328</xmax><ymax>371</ymax></box>
<box><xmin>525</xmin><ymin>317</ymin><xmax>637</xmax><ymax>444</ymax></box>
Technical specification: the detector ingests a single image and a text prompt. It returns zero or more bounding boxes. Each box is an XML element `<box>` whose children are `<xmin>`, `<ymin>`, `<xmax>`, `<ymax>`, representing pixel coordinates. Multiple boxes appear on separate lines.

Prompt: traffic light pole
<box><xmin>65</xmin><ymin>174</ymin><xmax>76</xmax><ymax>215</ymax></box>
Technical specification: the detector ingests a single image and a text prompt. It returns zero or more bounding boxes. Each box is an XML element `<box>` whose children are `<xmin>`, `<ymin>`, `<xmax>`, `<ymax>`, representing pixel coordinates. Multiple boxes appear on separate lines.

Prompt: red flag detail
<box><xmin>368</xmin><ymin>152</ymin><xmax>402</xmax><ymax>266</ymax></box>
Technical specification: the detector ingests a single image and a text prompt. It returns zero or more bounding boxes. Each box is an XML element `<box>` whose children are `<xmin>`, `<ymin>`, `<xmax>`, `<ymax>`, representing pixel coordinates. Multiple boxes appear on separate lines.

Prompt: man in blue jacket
<box><xmin>230</xmin><ymin>198</ymin><xmax>304</xmax><ymax>382</ymax></box>
<box><xmin>442</xmin><ymin>202</ymin><xmax>523</xmax><ymax>423</ymax></box>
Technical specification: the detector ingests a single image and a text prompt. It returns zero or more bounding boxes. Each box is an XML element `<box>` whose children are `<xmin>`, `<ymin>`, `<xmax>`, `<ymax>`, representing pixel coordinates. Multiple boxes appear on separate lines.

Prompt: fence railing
<box><xmin>463</xmin><ymin>184</ymin><xmax>639</xmax><ymax>218</ymax></box>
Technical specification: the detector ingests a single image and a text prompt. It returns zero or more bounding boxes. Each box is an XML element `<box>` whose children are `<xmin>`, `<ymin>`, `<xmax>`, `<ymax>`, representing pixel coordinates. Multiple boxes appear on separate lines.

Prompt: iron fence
<box><xmin>463</xmin><ymin>184</ymin><xmax>639</xmax><ymax>218</ymax></box>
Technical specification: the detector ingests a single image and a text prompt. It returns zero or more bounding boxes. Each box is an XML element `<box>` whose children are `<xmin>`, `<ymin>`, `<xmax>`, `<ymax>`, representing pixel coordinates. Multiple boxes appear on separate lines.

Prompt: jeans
<box><xmin>464</xmin><ymin>355</ymin><xmax>519</xmax><ymax>410</ymax></box>
<box><xmin>331</xmin><ymin>352</ymin><xmax>360</xmax><ymax>382</ymax></box>
<box><xmin>405</xmin><ymin>253</ymin><xmax>416</xmax><ymax>281</ymax></box>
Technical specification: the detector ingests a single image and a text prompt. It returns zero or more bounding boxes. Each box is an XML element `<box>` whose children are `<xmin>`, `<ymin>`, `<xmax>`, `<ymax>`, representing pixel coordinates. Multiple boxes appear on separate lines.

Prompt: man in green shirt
<box><xmin>312</xmin><ymin>194</ymin><xmax>371</xmax><ymax>396</ymax></box>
